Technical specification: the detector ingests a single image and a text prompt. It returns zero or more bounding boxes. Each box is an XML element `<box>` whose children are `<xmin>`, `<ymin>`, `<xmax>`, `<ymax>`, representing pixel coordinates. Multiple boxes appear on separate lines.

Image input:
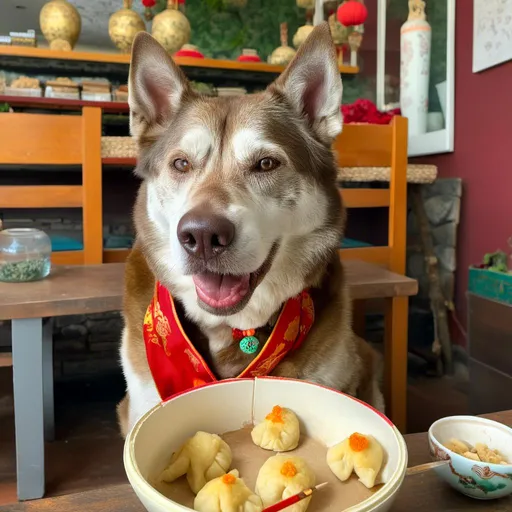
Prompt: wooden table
<box><xmin>0</xmin><ymin>261</ymin><xmax>416</xmax><ymax>501</ymax></box>
<box><xmin>2</xmin><ymin>411</ymin><xmax>510</xmax><ymax>511</ymax></box>
<box><xmin>0</xmin><ymin>264</ymin><xmax>124</xmax><ymax>502</ymax></box>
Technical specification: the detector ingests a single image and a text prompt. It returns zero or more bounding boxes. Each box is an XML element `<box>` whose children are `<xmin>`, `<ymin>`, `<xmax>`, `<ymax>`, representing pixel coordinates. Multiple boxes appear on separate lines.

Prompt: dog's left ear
<box><xmin>270</xmin><ymin>22</ymin><xmax>343</xmax><ymax>145</ymax></box>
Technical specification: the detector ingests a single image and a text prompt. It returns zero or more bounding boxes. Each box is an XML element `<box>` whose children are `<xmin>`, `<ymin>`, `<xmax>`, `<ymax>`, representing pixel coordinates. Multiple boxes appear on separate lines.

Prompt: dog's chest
<box><xmin>208</xmin><ymin>327</ymin><xmax>274</xmax><ymax>379</ymax></box>
<box><xmin>176</xmin><ymin>302</ymin><xmax>276</xmax><ymax>380</ymax></box>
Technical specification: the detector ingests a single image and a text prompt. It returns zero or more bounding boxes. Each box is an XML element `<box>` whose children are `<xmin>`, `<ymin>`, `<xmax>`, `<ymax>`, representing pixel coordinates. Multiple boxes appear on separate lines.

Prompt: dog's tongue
<box><xmin>193</xmin><ymin>272</ymin><xmax>250</xmax><ymax>309</ymax></box>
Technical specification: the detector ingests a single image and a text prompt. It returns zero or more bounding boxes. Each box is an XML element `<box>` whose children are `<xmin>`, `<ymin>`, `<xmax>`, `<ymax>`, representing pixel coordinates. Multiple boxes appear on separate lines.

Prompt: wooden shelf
<box><xmin>0</xmin><ymin>45</ymin><xmax>359</xmax><ymax>75</ymax></box>
<box><xmin>0</xmin><ymin>95</ymin><xmax>129</xmax><ymax>113</ymax></box>
<box><xmin>104</xmin><ymin>248</ymin><xmax>131</xmax><ymax>263</ymax></box>
<box><xmin>102</xmin><ymin>157</ymin><xmax>136</xmax><ymax>166</ymax></box>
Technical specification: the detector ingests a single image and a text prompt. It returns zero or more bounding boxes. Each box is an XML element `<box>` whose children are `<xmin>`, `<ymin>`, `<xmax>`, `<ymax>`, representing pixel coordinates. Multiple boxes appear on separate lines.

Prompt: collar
<box><xmin>143</xmin><ymin>282</ymin><xmax>315</xmax><ymax>402</ymax></box>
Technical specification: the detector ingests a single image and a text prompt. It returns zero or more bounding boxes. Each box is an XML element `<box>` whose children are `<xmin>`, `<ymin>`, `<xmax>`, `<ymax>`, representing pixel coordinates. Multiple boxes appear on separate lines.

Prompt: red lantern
<box><xmin>337</xmin><ymin>0</ymin><xmax>368</xmax><ymax>27</ymax></box>
<box><xmin>142</xmin><ymin>0</ymin><xmax>156</xmax><ymax>7</ymax></box>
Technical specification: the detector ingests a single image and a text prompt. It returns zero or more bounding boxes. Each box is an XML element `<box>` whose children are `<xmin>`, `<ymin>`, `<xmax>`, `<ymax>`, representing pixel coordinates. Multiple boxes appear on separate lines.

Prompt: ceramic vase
<box><xmin>109</xmin><ymin>0</ymin><xmax>146</xmax><ymax>53</ymax></box>
<box><xmin>39</xmin><ymin>0</ymin><xmax>81</xmax><ymax>51</ymax></box>
<box><xmin>400</xmin><ymin>0</ymin><xmax>431</xmax><ymax>137</ymax></box>
<box><xmin>152</xmin><ymin>0</ymin><xmax>191</xmax><ymax>54</ymax></box>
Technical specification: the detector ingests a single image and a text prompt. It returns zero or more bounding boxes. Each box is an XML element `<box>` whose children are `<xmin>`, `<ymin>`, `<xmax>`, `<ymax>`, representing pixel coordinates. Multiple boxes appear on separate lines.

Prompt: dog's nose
<box><xmin>177</xmin><ymin>209</ymin><xmax>235</xmax><ymax>260</ymax></box>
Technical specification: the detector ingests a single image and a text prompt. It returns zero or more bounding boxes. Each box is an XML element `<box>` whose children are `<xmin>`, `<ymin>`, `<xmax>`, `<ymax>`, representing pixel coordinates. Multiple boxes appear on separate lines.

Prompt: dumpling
<box><xmin>160</xmin><ymin>431</ymin><xmax>232</xmax><ymax>494</ymax></box>
<box><xmin>251</xmin><ymin>405</ymin><xmax>300</xmax><ymax>452</ymax></box>
<box><xmin>327</xmin><ymin>432</ymin><xmax>384</xmax><ymax>489</ymax></box>
<box><xmin>194</xmin><ymin>470</ymin><xmax>263</xmax><ymax>512</ymax></box>
<box><xmin>255</xmin><ymin>455</ymin><xmax>316</xmax><ymax>512</ymax></box>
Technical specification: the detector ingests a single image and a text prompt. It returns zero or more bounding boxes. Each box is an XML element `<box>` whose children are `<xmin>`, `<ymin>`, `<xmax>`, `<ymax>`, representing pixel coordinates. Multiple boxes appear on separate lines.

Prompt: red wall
<box><xmin>416</xmin><ymin>2</ymin><xmax>512</xmax><ymax>344</ymax></box>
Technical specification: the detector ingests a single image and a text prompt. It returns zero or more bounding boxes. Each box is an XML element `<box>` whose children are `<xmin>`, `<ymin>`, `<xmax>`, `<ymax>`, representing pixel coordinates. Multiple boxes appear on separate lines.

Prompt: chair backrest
<box><xmin>0</xmin><ymin>107</ymin><xmax>103</xmax><ymax>265</ymax></box>
<box><xmin>333</xmin><ymin>116</ymin><xmax>408</xmax><ymax>275</ymax></box>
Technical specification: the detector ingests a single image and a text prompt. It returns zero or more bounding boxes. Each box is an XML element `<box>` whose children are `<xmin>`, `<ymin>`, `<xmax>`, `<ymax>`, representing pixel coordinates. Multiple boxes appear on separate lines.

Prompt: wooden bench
<box><xmin>0</xmin><ymin>261</ymin><xmax>416</xmax><ymax>501</ymax></box>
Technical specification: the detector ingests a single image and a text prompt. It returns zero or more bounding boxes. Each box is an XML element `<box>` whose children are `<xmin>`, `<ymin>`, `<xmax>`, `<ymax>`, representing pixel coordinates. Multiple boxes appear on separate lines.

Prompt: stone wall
<box><xmin>0</xmin><ymin>312</ymin><xmax>123</xmax><ymax>381</ymax></box>
<box><xmin>53</xmin><ymin>312</ymin><xmax>123</xmax><ymax>379</ymax></box>
<box><xmin>406</xmin><ymin>178</ymin><xmax>462</xmax><ymax>355</ymax></box>
<box><xmin>407</xmin><ymin>178</ymin><xmax>462</xmax><ymax>304</ymax></box>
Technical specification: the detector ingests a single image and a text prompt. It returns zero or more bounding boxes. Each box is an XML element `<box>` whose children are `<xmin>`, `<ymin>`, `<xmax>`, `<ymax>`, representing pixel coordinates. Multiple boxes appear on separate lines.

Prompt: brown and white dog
<box><xmin>117</xmin><ymin>23</ymin><xmax>384</xmax><ymax>437</ymax></box>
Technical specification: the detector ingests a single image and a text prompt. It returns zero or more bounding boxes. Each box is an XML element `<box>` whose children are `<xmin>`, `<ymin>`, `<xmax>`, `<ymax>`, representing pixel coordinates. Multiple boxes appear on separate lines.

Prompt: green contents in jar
<box><xmin>0</xmin><ymin>257</ymin><xmax>50</xmax><ymax>282</ymax></box>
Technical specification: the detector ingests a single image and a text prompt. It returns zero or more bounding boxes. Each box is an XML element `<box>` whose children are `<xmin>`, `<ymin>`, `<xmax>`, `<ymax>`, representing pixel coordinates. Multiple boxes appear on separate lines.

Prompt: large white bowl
<box><xmin>124</xmin><ymin>377</ymin><xmax>408</xmax><ymax>512</ymax></box>
<box><xmin>429</xmin><ymin>415</ymin><xmax>512</xmax><ymax>500</ymax></box>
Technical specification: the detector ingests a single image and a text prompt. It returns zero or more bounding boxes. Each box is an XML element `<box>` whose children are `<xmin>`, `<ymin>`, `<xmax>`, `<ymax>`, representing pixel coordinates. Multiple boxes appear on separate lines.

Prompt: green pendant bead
<box><xmin>239</xmin><ymin>335</ymin><xmax>259</xmax><ymax>354</ymax></box>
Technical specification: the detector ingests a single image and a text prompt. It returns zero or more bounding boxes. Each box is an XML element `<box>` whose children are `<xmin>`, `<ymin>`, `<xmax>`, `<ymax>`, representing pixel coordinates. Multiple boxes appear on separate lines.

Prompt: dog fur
<box><xmin>117</xmin><ymin>23</ymin><xmax>384</xmax><ymax>437</ymax></box>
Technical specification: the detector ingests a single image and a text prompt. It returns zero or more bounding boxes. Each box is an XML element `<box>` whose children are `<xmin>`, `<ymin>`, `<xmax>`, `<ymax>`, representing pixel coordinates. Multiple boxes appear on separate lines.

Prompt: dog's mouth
<box><xmin>192</xmin><ymin>243</ymin><xmax>278</xmax><ymax>316</ymax></box>
<box><xmin>193</xmin><ymin>272</ymin><xmax>252</xmax><ymax>309</ymax></box>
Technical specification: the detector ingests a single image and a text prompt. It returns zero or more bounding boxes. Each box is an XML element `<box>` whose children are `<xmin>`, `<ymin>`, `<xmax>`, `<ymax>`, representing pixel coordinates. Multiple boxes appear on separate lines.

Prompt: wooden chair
<box><xmin>0</xmin><ymin>108</ymin><xmax>103</xmax><ymax>265</ymax></box>
<box><xmin>334</xmin><ymin>116</ymin><xmax>410</xmax><ymax>431</ymax></box>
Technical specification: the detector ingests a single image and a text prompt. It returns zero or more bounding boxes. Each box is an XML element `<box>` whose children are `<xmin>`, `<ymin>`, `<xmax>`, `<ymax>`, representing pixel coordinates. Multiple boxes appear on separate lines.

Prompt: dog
<box><xmin>117</xmin><ymin>22</ymin><xmax>384</xmax><ymax>438</ymax></box>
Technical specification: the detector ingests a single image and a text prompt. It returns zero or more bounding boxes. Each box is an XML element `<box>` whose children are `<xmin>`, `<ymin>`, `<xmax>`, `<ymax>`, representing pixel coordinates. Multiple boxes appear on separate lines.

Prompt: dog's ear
<box><xmin>270</xmin><ymin>22</ymin><xmax>343</xmax><ymax>144</ymax></box>
<box><xmin>129</xmin><ymin>32</ymin><xmax>192</xmax><ymax>147</ymax></box>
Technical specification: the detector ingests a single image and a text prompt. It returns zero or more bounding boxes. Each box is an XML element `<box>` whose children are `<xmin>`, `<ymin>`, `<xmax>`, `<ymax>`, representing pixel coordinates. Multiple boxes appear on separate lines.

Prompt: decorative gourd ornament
<box><xmin>268</xmin><ymin>23</ymin><xmax>296</xmax><ymax>66</ymax></box>
<box><xmin>329</xmin><ymin>13</ymin><xmax>349</xmax><ymax>45</ymax></box>
<box><xmin>329</xmin><ymin>13</ymin><xmax>349</xmax><ymax>66</ymax></box>
<box><xmin>293</xmin><ymin>23</ymin><xmax>314</xmax><ymax>49</ymax></box>
<box><xmin>296</xmin><ymin>0</ymin><xmax>315</xmax><ymax>8</ymax></box>
<box><xmin>152</xmin><ymin>0</ymin><xmax>191</xmax><ymax>54</ymax></box>
<box><xmin>39</xmin><ymin>0</ymin><xmax>81</xmax><ymax>51</ymax></box>
<box><xmin>109</xmin><ymin>0</ymin><xmax>146</xmax><ymax>53</ymax></box>
<box><xmin>293</xmin><ymin>11</ymin><xmax>315</xmax><ymax>49</ymax></box>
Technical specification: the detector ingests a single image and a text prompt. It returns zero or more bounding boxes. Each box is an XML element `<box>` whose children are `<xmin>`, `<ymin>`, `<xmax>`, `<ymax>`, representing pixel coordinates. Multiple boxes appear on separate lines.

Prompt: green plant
<box><xmin>0</xmin><ymin>103</ymin><xmax>10</xmax><ymax>113</ymax></box>
<box><xmin>482</xmin><ymin>251</ymin><xmax>509</xmax><ymax>273</ymax></box>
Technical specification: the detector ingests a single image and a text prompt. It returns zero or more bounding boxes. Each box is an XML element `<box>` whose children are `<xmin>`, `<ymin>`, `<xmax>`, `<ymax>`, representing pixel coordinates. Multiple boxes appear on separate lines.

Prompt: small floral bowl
<box><xmin>428</xmin><ymin>416</ymin><xmax>512</xmax><ymax>500</ymax></box>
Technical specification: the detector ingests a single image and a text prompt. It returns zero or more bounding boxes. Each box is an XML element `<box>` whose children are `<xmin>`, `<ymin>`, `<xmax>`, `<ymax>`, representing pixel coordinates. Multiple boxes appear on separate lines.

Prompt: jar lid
<box><xmin>1</xmin><ymin>227</ymin><xmax>43</xmax><ymax>237</ymax></box>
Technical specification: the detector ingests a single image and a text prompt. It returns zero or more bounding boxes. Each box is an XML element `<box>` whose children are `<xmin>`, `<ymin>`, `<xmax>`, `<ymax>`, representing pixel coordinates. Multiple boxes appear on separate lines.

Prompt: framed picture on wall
<box><xmin>473</xmin><ymin>0</ymin><xmax>512</xmax><ymax>73</ymax></box>
<box><xmin>375</xmin><ymin>0</ymin><xmax>456</xmax><ymax>157</ymax></box>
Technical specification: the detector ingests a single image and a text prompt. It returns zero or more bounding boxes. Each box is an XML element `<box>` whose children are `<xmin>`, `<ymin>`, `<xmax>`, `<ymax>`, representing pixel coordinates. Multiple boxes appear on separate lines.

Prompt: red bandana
<box><xmin>143</xmin><ymin>282</ymin><xmax>315</xmax><ymax>402</ymax></box>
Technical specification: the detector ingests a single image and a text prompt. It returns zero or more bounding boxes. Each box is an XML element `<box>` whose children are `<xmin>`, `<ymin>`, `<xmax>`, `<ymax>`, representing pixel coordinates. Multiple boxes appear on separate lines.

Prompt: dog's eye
<box><xmin>173</xmin><ymin>158</ymin><xmax>191</xmax><ymax>172</ymax></box>
<box><xmin>255</xmin><ymin>157</ymin><xmax>280</xmax><ymax>172</ymax></box>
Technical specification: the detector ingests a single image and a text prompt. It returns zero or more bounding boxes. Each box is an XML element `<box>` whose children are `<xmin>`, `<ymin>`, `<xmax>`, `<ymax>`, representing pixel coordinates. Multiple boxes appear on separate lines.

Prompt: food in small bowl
<box><xmin>428</xmin><ymin>415</ymin><xmax>512</xmax><ymax>500</ymax></box>
<box><xmin>124</xmin><ymin>378</ymin><xmax>407</xmax><ymax>512</ymax></box>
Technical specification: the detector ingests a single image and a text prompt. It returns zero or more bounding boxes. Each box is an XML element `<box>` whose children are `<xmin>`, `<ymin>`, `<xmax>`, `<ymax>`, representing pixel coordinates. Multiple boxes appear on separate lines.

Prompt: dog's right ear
<box><xmin>269</xmin><ymin>22</ymin><xmax>343</xmax><ymax>145</ymax></box>
<box><xmin>129</xmin><ymin>32</ymin><xmax>191</xmax><ymax>147</ymax></box>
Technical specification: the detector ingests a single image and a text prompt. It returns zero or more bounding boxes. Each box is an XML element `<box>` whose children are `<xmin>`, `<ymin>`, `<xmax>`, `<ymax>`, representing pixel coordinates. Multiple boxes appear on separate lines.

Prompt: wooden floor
<box><xmin>0</xmin><ymin>369</ymin><xmax>126</xmax><ymax>506</ymax></box>
<box><xmin>0</xmin><ymin>365</ymin><xmax>469</xmax><ymax>507</ymax></box>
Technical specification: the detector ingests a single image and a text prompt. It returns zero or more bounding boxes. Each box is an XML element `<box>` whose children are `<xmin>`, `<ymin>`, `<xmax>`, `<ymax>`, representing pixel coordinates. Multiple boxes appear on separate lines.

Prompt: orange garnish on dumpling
<box><xmin>280</xmin><ymin>461</ymin><xmax>298</xmax><ymax>477</ymax></box>
<box><xmin>266</xmin><ymin>405</ymin><xmax>285</xmax><ymax>424</ymax></box>
<box><xmin>222</xmin><ymin>473</ymin><xmax>237</xmax><ymax>485</ymax></box>
<box><xmin>349</xmin><ymin>432</ymin><xmax>369</xmax><ymax>452</ymax></box>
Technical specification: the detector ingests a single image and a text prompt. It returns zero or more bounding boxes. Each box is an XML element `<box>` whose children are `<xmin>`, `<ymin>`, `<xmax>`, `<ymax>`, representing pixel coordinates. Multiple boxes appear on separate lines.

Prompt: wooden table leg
<box><xmin>384</xmin><ymin>296</ymin><xmax>409</xmax><ymax>433</ymax></box>
<box><xmin>12</xmin><ymin>318</ymin><xmax>46</xmax><ymax>500</ymax></box>
<box><xmin>42</xmin><ymin>318</ymin><xmax>55</xmax><ymax>442</ymax></box>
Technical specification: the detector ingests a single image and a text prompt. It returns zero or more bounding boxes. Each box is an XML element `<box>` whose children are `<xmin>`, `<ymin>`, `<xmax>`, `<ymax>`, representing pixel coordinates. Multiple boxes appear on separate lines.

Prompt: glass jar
<box><xmin>0</xmin><ymin>228</ymin><xmax>52</xmax><ymax>282</ymax></box>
